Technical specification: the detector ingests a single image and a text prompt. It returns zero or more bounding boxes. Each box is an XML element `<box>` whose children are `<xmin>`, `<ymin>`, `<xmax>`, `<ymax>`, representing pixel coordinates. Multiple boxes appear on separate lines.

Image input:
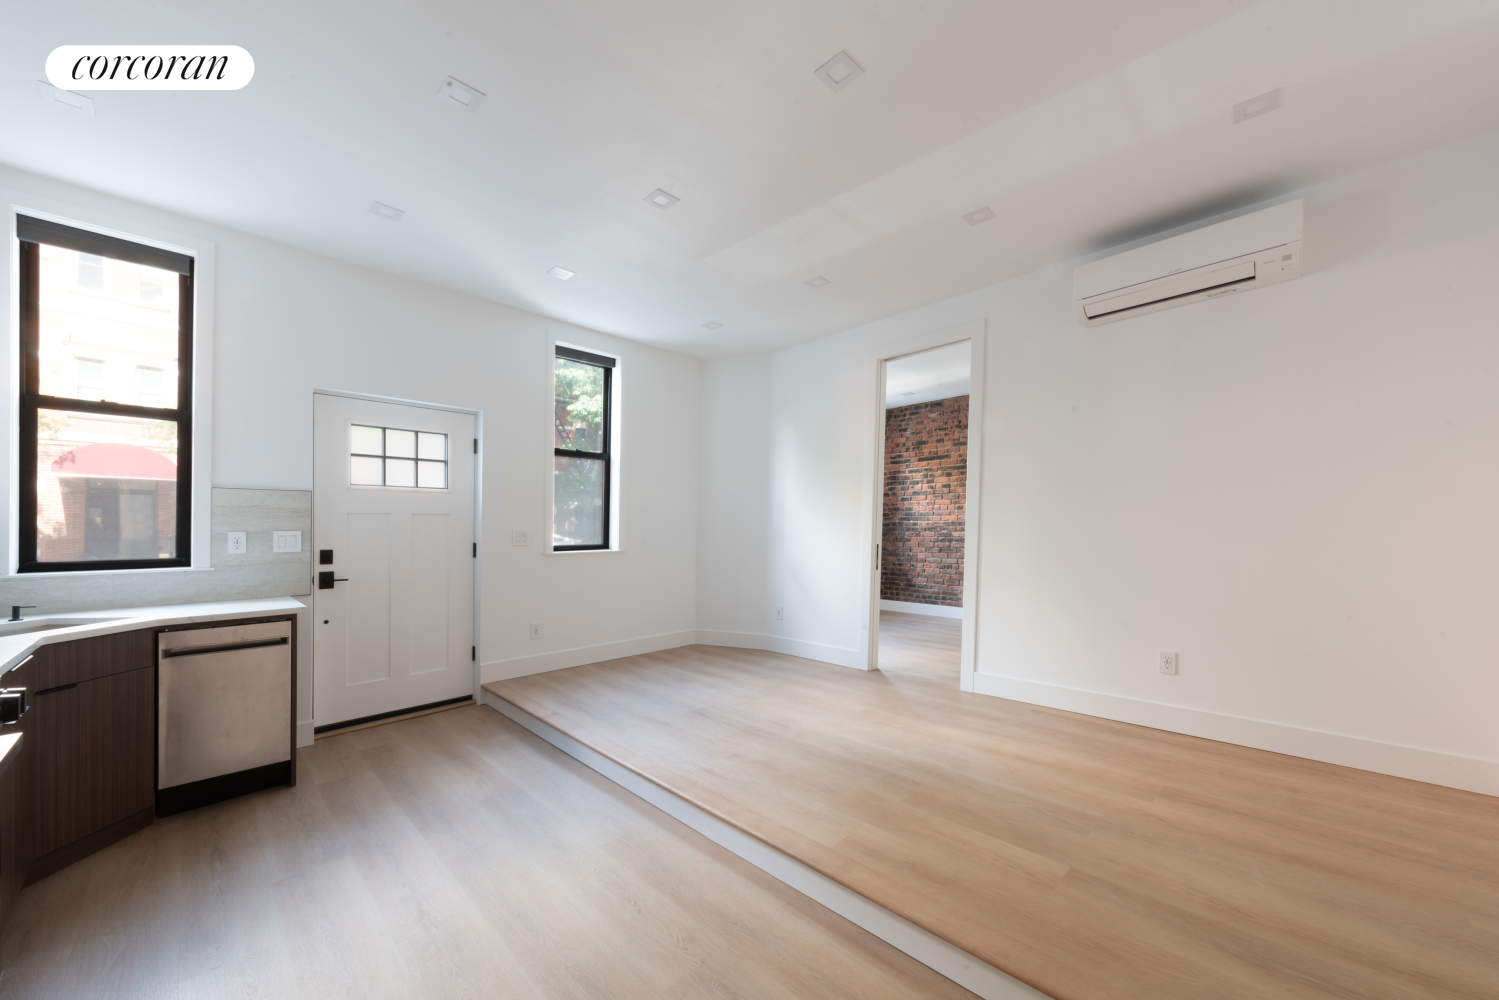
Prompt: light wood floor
<box><xmin>488</xmin><ymin>645</ymin><xmax>1499</xmax><ymax>1000</ymax></box>
<box><xmin>0</xmin><ymin>705</ymin><xmax>976</xmax><ymax>1000</ymax></box>
<box><xmin>878</xmin><ymin>609</ymin><xmax>961</xmax><ymax>683</ymax></box>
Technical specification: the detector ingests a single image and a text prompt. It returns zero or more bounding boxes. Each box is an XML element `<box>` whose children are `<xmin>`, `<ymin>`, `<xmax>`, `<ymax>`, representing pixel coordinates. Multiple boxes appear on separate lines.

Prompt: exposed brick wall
<box><xmin>881</xmin><ymin>395</ymin><xmax>967</xmax><ymax>607</ymax></box>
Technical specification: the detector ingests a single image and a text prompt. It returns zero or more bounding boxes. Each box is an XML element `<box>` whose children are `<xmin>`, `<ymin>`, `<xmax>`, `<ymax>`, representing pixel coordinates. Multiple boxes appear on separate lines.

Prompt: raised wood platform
<box><xmin>485</xmin><ymin>640</ymin><xmax>1499</xmax><ymax>1000</ymax></box>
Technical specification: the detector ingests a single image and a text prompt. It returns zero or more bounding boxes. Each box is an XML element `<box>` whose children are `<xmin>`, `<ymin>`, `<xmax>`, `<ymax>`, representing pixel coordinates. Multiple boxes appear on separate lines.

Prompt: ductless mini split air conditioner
<box><xmin>1073</xmin><ymin>199</ymin><xmax>1303</xmax><ymax>326</ymax></box>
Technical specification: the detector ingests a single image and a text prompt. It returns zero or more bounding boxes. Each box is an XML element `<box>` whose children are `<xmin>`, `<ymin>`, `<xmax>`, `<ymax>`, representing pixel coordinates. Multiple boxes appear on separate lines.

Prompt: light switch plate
<box><xmin>273</xmin><ymin>530</ymin><xmax>302</xmax><ymax>553</ymax></box>
<box><xmin>512</xmin><ymin>529</ymin><xmax>529</xmax><ymax>546</ymax></box>
<box><xmin>226</xmin><ymin>531</ymin><xmax>247</xmax><ymax>555</ymax></box>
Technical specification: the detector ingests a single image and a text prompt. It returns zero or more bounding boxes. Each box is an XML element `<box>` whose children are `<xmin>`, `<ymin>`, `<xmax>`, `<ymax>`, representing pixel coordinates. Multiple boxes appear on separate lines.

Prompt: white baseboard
<box><xmin>973</xmin><ymin>672</ymin><xmax>1499</xmax><ymax>798</ymax></box>
<box><xmin>880</xmin><ymin>599</ymin><xmax>963</xmax><ymax>619</ymax></box>
<box><xmin>480</xmin><ymin>691</ymin><xmax>1045</xmax><ymax>1000</ymax></box>
<box><xmin>481</xmin><ymin>629</ymin><xmax>697</xmax><ymax>683</ymax></box>
<box><xmin>694</xmin><ymin>629</ymin><xmax>863</xmax><ymax>669</ymax></box>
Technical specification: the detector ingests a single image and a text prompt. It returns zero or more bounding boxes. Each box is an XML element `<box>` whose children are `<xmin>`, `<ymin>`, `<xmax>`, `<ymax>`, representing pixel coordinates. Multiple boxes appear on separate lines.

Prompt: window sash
<box><xmin>16</xmin><ymin>228</ymin><xmax>194</xmax><ymax>572</ymax></box>
<box><xmin>553</xmin><ymin>353</ymin><xmax>611</xmax><ymax>551</ymax></box>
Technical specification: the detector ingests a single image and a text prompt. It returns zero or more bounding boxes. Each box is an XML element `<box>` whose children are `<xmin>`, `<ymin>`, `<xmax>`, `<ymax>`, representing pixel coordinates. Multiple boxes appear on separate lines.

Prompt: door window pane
<box><xmin>555</xmin><ymin>357</ymin><xmax>605</xmax><ymax>452</ymax></box>
<box><xmin>385</xmin><ymin>458</ymin><xmax>416</xmax><ymax>487</ymax></box>
<box><xmin>554</xmin><ymin>454</ymin><xmax>605</xmax><ymax>546</ymax></box>
<box><xmin>348</xmin><ymin>424</ymin><xmax>447</xmax><ymax>488</ymax></box>
<box><xmin>385</xmin><ymin>428</ymin><xmax>416</xmax><ymax>458</ymax></box>
<box><xmin>350</xmin><ymin>455</ymin><xmax>383</xmax><ymax>486</ymax></box>
<box><xmin>417</xmin><ymin>432</ymin><xmax>446</xmax><ymax>460</ymax></box>
<box><xmin>38</xmin><ymin>245</ymin><xmax>180</xmax><ymax>403</ymax></box>
<box><xmin>35</xmin><ymin>408</ymin><xmax>178</xmax><ymax>562</ymax></box>
<box><xmin>350</xmin><ymin>424</ymin><xmax>383</xmax><ymax>455</ymax></box>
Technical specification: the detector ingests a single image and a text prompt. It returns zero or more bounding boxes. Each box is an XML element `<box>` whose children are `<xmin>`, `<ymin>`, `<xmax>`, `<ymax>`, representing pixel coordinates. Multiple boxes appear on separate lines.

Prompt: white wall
<box><xmin>699</xmin><ymin>128</ymin><xmax>1499</xmax><ymax>795</ymax></box>
<box><xmin>1</xmin><ymin>164</ymin><xmax>701</xmax><ymax>733</ymax></box>
<box><xmin>695</xmin><ymin>355</ymin><xmax>770</xmax><ymax>641</ymax></box>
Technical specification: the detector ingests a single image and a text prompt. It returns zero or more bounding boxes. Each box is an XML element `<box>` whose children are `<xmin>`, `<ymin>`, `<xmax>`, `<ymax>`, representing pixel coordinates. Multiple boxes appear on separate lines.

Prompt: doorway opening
<box><xmin>875</xmin><ymin>340</ymin><xmax>970</xmax><ymax>685</ymax></box>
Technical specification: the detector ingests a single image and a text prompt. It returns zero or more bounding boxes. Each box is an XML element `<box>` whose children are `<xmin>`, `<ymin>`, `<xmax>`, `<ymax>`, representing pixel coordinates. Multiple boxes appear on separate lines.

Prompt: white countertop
<box><xmin>0</xmin><ymin>597</ymin><xmax>305</xmax><ymax>675</ymax></box>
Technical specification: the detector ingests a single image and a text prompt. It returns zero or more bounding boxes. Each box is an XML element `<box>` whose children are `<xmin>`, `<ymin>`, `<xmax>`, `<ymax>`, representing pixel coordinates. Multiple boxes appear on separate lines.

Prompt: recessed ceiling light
<box><xmin>369</xmin><ymin>201</ymin><xmax>404</xmax><ymax>221</ymax></box>
<box><xmin>548</xmin><ymin>266</ymin><xmax>576</xmax><ymax>280</ymax></box>
<box><xmin>702</xmin><ymin>321</ymin><xmax>723</xmax><ymax>330</ymax></box>
<box><xmin>437</xmin><ymin>77</ymin><xmax>485</xmax><ymax>112</ymax></box>
<box><xmin>814</xmin><ymin>51</ymin><xmax>864</xmax><ymax>92</ymax></box>
<box><xmin>645</xmin><ymin>189</ymin><xmax>680</xmax><ymax>211</ymax></box>
<box><xmin>963</xmin><ymin>206</ymin><xmax>996</xmax><ymax>226</ymax></box>
<box><xmin>37</xmin><ymin>80</ymin><xmax>93</xmax><ymax>116</ymax></box>
<box><xmin>805</xmin><ymin>276</ymin><xmax>831</xmax><ymax>288</ymax></box>
<box><xmin>1233</xmin><ymin>88</ymin><xmax>1282</xmax><ymax>124</ymax></box>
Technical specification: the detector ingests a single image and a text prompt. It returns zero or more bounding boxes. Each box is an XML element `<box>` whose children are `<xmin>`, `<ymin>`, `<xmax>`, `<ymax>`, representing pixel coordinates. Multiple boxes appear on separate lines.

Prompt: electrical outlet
<box><xmin>512</xmin><ymin>529</ymin><xmax>529</xmax><ymax>546</ymax></box>
<box><xmin>226</xmin><ymin>531</ymin><xmax>246</xmax><ymax>555</ymax></box>
<box><xmin>1159</xmin><ymin>651</ymin><xmax>1178</xmax><ymax>675</ymax></box>
<box><xmin>272</xmin><ymin>530</ymin><xmax>302</xmax><ymax>553</ymax></box>
<box><xmin>529</xmin><ymin>622</ymin><xmax>540</xmax><ymax>640</ymax></box>
<box><xmin>775</xmin><ymin>606</ymin><xmax>783</xmax><ymax>621</ymax></box>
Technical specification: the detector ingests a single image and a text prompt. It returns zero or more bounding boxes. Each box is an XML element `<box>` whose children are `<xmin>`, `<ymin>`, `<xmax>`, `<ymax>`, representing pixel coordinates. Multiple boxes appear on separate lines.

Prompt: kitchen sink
<box><xmin>0</xmin><ymin>617</ymin><xmax>127</xmax><ymax>637</ymax></box>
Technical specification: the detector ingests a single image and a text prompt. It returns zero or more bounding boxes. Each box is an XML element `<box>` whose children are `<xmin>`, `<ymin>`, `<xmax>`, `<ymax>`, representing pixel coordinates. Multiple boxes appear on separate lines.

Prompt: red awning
<box><xmin>50</xmin><ymin>443</ymin><xmax>177</xmax><ymax>481</ymax></box>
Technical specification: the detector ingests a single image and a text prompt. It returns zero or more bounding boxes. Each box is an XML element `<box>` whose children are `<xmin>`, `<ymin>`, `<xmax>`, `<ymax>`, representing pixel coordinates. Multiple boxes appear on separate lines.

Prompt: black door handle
<box><xmin>318</xmin><ymin>571</ymin><xmax>350</xmax><ymax>590</ymax></box>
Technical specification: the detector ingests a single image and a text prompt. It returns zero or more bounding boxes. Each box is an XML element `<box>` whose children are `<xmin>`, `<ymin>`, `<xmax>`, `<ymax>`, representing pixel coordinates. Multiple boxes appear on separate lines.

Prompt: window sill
<box><xmin>7</xmin><ymin>565</ymin><xmax>215</xmax><ymax>579</ymax></box>
<box><xmin>542</xmin><ymin>548</ymin><xmax>623</xmax><ymax>556</ymax></box>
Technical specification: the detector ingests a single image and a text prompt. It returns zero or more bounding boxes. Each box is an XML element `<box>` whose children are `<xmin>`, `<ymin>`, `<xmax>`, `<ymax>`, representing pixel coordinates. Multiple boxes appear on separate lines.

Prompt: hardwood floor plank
<box><xmin>1</xmin><ymin>705</ymin><xmax>972</xmax><ymax>1000</ymax></box>
<box><xmin>877</xmin><ymin>610</ymin><xmax>962</xmax><ymax>684</ymax></box>
<box><xmin>488</xmin><ymin>641</ymin><xmax>1499</xmax><ymax>1000</ymax></box>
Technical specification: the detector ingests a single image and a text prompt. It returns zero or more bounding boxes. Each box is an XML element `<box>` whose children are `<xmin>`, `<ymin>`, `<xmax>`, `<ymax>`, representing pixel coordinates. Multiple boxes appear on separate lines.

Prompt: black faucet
<box><xmin>9</xmin><ymin>606</ymin><xmax>35</xmax><ymax>622</ymax></box>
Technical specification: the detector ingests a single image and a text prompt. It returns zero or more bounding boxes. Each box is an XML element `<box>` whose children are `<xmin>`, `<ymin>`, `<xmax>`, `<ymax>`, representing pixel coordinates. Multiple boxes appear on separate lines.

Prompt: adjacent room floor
<box><xmin>488</xmin><ymin>645</ymin><xmax>1499</xmax><ymax>1000</ymax></box>
<box><xmin>0</xmin><ymin>706</ymin><xmax>974</xmax><ymax>1000</ymax></box>
<box><xmin>877</xmin><ymin>609</ymin><xmax>961</xmax><ymax>683</ymax></box>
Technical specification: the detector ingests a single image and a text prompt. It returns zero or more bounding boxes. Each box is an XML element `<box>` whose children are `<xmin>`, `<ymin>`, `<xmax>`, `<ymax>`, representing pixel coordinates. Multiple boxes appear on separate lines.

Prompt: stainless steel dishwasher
<box><xmin>157</xmin><ymin>619</ymin><xmax>293</xmax><ymax>816</ymax></box>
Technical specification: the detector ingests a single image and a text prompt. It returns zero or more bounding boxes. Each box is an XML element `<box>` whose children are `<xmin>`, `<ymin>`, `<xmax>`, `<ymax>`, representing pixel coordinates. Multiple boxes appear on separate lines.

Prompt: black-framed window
<box><xmin>17</xmin><ymin>216</ymin><xmax>193</xmax><ymax>572</ymax></box>
<box><xmin>553</xmin><ymin>346</ymin><xmax>613</xmax><ymax>550</ymax></box>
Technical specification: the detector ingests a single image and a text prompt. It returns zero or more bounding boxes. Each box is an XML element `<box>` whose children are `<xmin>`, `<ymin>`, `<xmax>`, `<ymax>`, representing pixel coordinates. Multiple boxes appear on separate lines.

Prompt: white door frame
<box><xmin>311</xmin><ymin>388</ymin><xmax>484</xmax><ymax>710</ymax></box>
<box><xmin>860</xmin><ymin>319</ymin><xmax>985</xmax><ymax>691</ymax></box>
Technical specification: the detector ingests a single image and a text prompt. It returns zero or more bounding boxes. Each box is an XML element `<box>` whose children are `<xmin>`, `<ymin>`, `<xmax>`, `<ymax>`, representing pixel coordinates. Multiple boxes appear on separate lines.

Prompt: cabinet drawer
<box><xmin>26</xmin><ymin>628</ymin><xmax>156</xmax><ymax>691</ymax></box>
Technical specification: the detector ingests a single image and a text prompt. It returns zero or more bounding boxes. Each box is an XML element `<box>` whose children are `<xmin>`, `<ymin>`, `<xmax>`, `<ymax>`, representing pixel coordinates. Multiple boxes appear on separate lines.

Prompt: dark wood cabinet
<box><xmin>0</xmin><ymin>734</ymin><xmax>22</xmax><ymax>962</ymax></box>
<box><xmin>0</xmin><ymin>614</ymin><xmax>294</xmax><ymax>900</ymax></box>
<box><xmin>23</xmin><ymin>665</ymin><xmax>154</xmax><ymax>884</ymax></box>
<box><xmin>28</xmin><ymin>627</ymin><xmax>155</xmax><ymax>690</ymax></box>
<box><xmin>3</xmin><ymin>627</ymin><xmax>157</xmax><ymax>889</ymax></box>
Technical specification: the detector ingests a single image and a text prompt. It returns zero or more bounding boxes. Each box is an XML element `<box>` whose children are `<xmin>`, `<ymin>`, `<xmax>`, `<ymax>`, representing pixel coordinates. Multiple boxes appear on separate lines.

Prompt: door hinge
<box><xmin>471</xmin><ymin>646</ymin><xmax>476</xmax><ymax>661</ymax></box>
<box><xmin>473</xmin><ymin>438</ymin><xmax>477</xmax><ymax>454</ymax></box>
<box><xmin>472</xmin><ymin>542</ymin><xmax>477</xmax><ymax>557</ymax></box>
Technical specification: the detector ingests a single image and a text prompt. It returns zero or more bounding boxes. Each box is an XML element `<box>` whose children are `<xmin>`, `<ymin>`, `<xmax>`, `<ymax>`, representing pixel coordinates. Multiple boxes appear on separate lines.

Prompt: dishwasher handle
<box><xmin>162</xmin><ymin>636</ymin><xmax>290</xmax><ymax>659</ymax></box>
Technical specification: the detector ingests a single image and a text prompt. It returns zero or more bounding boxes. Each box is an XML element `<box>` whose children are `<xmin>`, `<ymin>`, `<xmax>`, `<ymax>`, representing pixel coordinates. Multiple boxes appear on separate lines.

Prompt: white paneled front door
<box><xmin>313</xmin><ymin>392</ymin><xmax>476</xmax><ymax>728</ymax></box>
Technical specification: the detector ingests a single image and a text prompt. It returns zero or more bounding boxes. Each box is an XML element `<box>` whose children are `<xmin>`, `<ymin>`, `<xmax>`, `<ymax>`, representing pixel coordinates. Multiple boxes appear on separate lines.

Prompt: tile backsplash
<box><xmin>0</xmin><ymin>488</ymin><xmax>312</xmax><ymax>614</ymax></box>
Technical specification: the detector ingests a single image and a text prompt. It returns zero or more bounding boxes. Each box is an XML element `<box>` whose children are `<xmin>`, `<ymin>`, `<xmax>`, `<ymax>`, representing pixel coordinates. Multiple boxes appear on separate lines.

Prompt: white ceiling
<box><xmin>886</xmin><ymin>341</ymin><xmax>970</xmax><ymax>408</ymax></box>
<box><xmin>5</xmin><ymin>1</ymin><xmax>1499</xmax><ymax>359</ymax></box>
